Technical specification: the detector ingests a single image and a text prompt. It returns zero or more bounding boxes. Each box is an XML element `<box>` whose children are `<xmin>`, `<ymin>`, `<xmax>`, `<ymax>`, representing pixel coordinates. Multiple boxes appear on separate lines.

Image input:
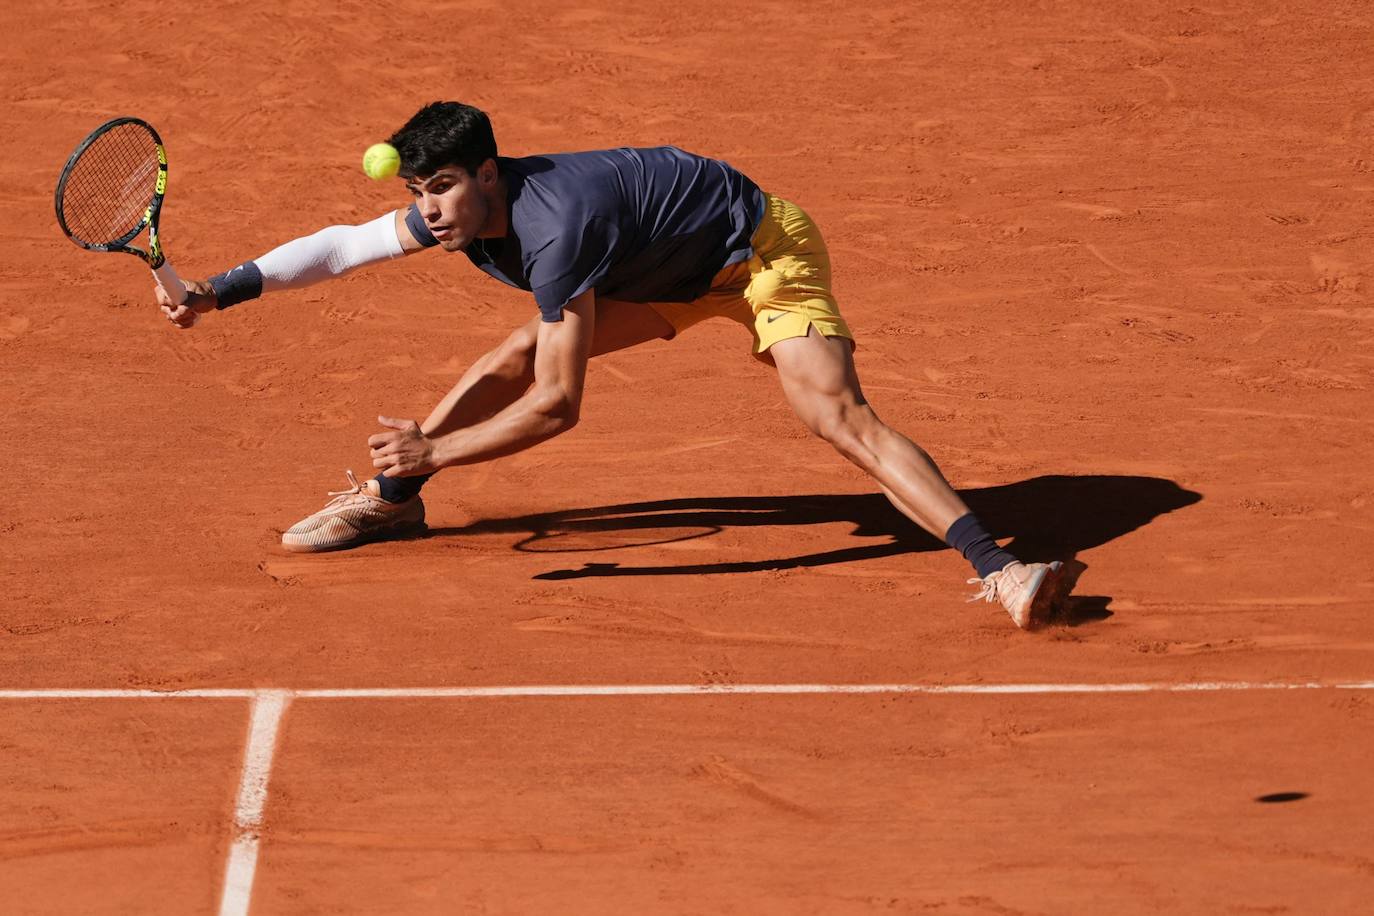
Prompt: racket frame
<box><xmin>55</xmin><ymin>116</ymin><xmax>187</xmax><ymax>305</ymax></box>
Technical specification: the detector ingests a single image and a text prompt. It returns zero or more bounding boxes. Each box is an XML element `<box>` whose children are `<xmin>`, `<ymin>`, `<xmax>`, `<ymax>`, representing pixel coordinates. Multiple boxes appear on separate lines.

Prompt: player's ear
<box><xmin>478</xmin><ymin>158</ymin><xmax>497</xmax><ymax>186</ymax></box>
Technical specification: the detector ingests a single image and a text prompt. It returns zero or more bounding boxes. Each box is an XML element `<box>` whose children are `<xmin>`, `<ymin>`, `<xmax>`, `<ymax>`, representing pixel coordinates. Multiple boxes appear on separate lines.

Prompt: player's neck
<box><xmin>477</xmin><ymin>175</ymin><xmax>510</xmax><ymax>239</ymax></box>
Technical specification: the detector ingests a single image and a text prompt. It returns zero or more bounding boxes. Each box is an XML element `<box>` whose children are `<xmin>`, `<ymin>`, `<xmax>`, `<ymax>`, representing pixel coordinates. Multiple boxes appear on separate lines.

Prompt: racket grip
<box><xmin>153</xmin><ymin>260</ymin><xmax>188</xmax><ymax>306</ymax></box>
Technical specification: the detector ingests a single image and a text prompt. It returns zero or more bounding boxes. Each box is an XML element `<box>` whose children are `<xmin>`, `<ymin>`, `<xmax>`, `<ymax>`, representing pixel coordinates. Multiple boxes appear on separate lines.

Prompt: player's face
<box><xmin>406</xmin><ymin>163</ymin><xmax>494</xmax><ymax>252</ymax></box>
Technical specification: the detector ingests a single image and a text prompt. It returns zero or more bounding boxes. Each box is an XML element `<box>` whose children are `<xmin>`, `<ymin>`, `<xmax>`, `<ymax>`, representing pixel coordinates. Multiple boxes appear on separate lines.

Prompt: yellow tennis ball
<box><xmin>362</xmin><ymin>142</ymin><xmax>401</xmax><ymax>181</ymax></box>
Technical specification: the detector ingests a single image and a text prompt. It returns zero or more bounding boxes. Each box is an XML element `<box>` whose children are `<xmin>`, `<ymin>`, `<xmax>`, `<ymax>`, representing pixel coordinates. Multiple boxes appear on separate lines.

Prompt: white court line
<box><xmin>291</xmin><ymin>681</ymin><xmax>1374</xmax><ymax>697</ymax></box>
<box><xmin>2</xmin><ymin>681</ymin><xmax>1374</xmax><ymax>699</ymax></box>
<box><xmin>217</xmin><ymin>690</ymin><xmax>290</xmax><ymax>916</ymax></box>
<box><xmin>0</xmin><ymin>688</ymin><xmax>257</xmax><ymax>698</ymax></box>
<box><xmin>4</xmin><ymin>681</ymin><xmax>1373</xmax><ymax>916</ymax></box>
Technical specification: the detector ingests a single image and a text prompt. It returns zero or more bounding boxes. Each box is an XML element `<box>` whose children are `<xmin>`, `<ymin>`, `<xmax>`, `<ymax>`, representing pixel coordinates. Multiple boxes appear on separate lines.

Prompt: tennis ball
<box><xmin>362</xmin><ymin>142</ymin><xmax>401</xmax><ymax>181</ymax></box>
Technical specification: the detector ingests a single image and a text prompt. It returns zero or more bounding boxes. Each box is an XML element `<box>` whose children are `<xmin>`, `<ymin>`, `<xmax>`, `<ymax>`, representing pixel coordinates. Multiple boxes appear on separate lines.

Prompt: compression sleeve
<box><xmin>210</xmin><ymin>212</ymin><xmax>405</xmax><ymax>309</ymax></box>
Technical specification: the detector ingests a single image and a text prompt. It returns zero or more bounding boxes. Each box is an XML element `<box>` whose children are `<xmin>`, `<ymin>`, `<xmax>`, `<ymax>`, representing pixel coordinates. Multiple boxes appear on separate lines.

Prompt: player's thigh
<box><xmin>769</xmin><ymin>326</ymin><xmax>868</xmax><ymax>434</ymax></box>
<box><xmin>591</xmin><ymin>298</ymin><xmax>675</xmax><ymax>357</ymax></box>
<box><xmin>495</xmin><ymin>301</ymin><xmax>670</xmax><ymax>371</ymax></box>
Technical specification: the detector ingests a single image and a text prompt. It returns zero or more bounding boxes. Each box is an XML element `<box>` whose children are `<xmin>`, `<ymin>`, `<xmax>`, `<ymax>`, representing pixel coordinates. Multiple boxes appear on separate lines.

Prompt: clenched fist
<box><xmin>155</xmin><ymin>278</ymin><xmax>218</xmax><ymax>329</ymax></box>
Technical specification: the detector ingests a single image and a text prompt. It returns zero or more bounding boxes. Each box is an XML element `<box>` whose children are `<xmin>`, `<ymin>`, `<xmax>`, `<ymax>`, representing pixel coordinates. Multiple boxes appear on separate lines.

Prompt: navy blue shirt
<box><xmin>411</xmin><ymin>147</ymin><xmax>764</xmax><ymax>321</ymax></box>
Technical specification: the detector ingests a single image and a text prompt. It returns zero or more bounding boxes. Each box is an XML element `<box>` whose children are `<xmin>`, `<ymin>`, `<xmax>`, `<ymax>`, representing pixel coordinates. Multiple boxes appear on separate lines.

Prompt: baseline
<box><xmin>5</xmin><ymin>680</ymin><xmax>1372</xmax><ymax>916</ymax></box>
<box><xmin>3</xmin><ymin>680</ymin><xmax>1374</xmax><ymax>699</ymax></box>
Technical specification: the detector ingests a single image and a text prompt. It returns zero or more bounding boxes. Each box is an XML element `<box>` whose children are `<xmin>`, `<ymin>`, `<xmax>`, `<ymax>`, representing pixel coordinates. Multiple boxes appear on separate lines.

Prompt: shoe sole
<box><xmin>1024</xmin><ymin>560</ymin><xmax>1066</xmax><ymax>630</ymax></box>
<box><xmin>281</xmin><ymin>519</ymin><xmax>428</xmax><ymax>554</ymax></box>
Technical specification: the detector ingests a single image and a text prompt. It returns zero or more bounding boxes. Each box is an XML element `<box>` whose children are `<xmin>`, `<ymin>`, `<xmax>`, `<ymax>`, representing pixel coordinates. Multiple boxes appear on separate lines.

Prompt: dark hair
<box><xmin>389</xmin><ymin>102</ymin><xmax>498</xmax><ymax>178</ymax></box>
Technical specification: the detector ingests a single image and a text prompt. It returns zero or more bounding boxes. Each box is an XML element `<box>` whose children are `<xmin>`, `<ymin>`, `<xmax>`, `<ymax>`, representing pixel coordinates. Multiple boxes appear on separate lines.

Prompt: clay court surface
<box><xmin>4</xmin><ymin>0</ymin><xmax>1374</xmax><ymax>912</ymax></box>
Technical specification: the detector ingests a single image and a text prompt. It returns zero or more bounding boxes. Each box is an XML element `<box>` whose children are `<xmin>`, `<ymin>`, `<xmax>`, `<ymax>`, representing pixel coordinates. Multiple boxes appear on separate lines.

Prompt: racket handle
<box><xmin>153</xmin><ymin>260</ymin><xmax>188</xmax><ymax>306</ymax></box>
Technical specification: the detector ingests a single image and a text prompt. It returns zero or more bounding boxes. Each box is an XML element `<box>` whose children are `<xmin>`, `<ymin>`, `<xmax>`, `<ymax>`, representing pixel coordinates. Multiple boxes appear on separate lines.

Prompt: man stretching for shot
<box><xmin>158</xmin><ymin>102</ymin><xmax>1066</xmax><ymax>629</ymax></box>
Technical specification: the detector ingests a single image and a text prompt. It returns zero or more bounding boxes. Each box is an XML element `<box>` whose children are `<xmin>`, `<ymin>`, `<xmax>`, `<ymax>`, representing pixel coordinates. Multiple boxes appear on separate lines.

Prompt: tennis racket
<box><xmin>54</xmin><ymin>117</ymin><xmax>188</xmax><ymax>307</ymax></box>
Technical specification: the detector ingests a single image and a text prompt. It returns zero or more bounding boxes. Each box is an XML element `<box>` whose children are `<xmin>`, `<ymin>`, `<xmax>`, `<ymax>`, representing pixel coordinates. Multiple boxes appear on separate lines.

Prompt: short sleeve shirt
<box><xmin>440</xmin><ymin>148</ymin><xmax>765</xmax><ymax>321</ymax></box>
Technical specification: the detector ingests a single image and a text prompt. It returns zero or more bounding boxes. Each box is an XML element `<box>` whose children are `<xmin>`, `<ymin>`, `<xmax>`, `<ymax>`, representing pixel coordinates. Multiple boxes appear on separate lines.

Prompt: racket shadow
<box><xmin>431</xmin><ymin>473</ymin><xmax>1201</xmax><ymax>614</ymax></box>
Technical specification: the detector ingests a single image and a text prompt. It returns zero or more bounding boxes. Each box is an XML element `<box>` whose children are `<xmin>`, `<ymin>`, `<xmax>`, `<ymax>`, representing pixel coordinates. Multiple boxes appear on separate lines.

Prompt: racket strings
<box><xmin>60</xmin><ymin>123</ymin><xmax>160</xmax><ymax>246</ymax></box>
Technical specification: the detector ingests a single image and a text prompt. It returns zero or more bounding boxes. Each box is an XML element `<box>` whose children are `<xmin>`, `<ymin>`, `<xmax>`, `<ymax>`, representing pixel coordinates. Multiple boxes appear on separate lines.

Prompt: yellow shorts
<box><xmin>646</xmin><ymin>192</ymin><xmax>854</xmax><ymax>364</ymax></box>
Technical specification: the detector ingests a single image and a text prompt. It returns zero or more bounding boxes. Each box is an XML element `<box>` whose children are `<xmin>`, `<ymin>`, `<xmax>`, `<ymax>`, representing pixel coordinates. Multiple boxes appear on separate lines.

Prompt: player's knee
<box><xmin>813</xmin><ymin>406</ymin><xmax>857</xmax><ymax>455</ymax></box>
<box><xmin>813</xmin><ymin>406</ymin><xmax>873</xmax><ymax>467</ymax></box>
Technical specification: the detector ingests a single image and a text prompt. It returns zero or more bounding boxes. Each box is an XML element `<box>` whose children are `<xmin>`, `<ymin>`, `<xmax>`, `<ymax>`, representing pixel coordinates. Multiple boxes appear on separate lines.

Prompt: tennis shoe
<box><xmin>281</xmin><ymin>470</ymin><xmax>425</xmax><ymax>552</ymax></box>
<box><xmin>967</xmin><ymin>560</ymin><xmax>1065</xmax><ymax>630</ymax></box>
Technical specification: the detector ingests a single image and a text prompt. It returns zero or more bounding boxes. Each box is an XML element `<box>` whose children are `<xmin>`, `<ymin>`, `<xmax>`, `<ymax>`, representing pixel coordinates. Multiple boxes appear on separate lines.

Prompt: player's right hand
<box><xmin>156</xmin><ymin>278</ymin><xmax>218</xmax><ymax>330</ymax></box>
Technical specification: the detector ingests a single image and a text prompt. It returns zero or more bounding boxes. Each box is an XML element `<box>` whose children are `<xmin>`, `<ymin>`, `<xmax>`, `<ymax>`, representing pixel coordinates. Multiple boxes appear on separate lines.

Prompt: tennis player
<box><xmin>157</xmin><ymin>102</ymin><xmax>1065</xmax><ymax>628</ymax></box>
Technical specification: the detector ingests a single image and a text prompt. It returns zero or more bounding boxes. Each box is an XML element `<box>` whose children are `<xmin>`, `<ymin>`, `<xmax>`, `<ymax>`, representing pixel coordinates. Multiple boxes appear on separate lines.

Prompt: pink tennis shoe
<box><xmin>968</xmin><ymin>560</ymin><xmax>1065</xmax><ymax>630</ymax></box>
<box><xmin>282</xmin><ymin>470</ymin><xmax>426</xmax><ymax>552</ymax></box>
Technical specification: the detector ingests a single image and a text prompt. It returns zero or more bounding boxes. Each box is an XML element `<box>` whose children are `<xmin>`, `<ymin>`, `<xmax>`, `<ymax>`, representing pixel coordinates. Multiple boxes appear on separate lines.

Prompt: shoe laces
<box><xmin>322</xmin><ymin>469</ymin><xmax>374</xmax><ymax>508</ymax></box>
<box><xmin>966</xmin><ymin>567</ymin><xmax>1017</xmax><ymax>604</ymax></box>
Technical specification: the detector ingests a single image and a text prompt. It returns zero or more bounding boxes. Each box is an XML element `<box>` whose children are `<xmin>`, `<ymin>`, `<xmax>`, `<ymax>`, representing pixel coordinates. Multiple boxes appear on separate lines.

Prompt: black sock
<box><xmin>944</xmin><ymin>513</ymin><xmax>1018</xmax><ymax>579</ymax></box>
<box><xmin>373</xmin><ymin>472</ymin><xmax>433</xmax><ymax>504</ymax></box>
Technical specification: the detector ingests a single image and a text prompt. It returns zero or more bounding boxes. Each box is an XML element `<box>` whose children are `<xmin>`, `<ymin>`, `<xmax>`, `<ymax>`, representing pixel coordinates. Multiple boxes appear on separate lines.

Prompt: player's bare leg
<box><xmin>768</xmin><ymin>327</ymin><xmax>1064</xmax><ymax>628</ymax></box>
<box><xmin>769</xmin><ymin>327</ymin><xmax>968</xmax><ymax>537</ymax></box>
<box><xmin>282</xmin><ymin>302</ymin><xmax>673</xmax><ymax>553</ymax></box>
<box><xmin>421</xmin><ymin>300</ymin><xmax>673</xmax><ymax>439</ymax></box>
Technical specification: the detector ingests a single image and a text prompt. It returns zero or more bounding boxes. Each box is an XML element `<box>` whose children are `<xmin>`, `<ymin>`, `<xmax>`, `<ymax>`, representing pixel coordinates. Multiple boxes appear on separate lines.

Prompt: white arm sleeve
<box><xmin>255</xmin><ymin>212</ymin><xmax>405</xmax><ymax>292</ymax></box>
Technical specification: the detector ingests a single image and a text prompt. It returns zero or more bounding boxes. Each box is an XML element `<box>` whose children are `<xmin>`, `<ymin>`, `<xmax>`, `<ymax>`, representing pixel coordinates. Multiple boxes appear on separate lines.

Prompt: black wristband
<box><xmin>208</xmin><ymin>261</ymin><xmax>264</xmax><ymax>310</ymax></box>
<box><xmin>405</xmin><ymin>204</ymin><xmax>440</xmax><ymax>248</ymax></box>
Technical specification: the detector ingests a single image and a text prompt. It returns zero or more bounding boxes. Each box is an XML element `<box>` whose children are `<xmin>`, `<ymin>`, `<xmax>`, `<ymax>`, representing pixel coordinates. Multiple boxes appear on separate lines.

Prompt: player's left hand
<box><xmin>368</xmin><ymin>416</ymin><xmax>438</xmax><ymax>477</ymax></box>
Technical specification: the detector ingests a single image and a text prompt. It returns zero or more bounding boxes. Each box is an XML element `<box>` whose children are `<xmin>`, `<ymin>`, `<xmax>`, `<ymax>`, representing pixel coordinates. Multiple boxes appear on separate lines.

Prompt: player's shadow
<box><xmin>434</xmin><ymin>474</ymin><xmax>1200</xmax><ymax>623</ymax></box>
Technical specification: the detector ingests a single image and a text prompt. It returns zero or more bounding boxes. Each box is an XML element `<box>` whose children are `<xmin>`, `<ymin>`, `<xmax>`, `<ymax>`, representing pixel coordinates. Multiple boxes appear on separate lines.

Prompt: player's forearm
<box><xmin>429</xmin><ymin>386</ymin><xmax>577</xmax><ymax>467</ymax></box>
<box><xmin>207</xmin><ymin>213</ymin><xmax>405</xmax><ymax>309</ymax></box>
<box><xmin>425</xmin><ymin>292</ymin><xmax>592</xmax><ymax>468</ymax></box>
